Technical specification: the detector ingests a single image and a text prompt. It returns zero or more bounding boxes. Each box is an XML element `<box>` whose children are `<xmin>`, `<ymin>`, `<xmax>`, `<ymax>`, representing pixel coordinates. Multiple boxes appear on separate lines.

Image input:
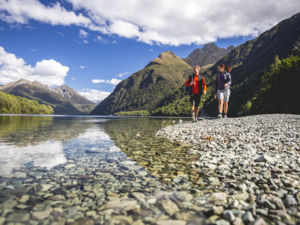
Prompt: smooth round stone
<box><xmin>19</xmin><ymin>195</ymin><xmax>30</xmax><ymax>203</ymax></box>
<box><xmin>6</xmin><ymin>212</ymin><xmax>30</xmax><ymax>223</ymax></box>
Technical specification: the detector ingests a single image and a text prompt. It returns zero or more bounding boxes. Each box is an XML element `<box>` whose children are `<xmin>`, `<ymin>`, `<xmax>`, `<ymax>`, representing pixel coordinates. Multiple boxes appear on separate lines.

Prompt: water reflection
<box><xmin>0</xmin><ymin>116</ymin><xmax>94</xmax><ymax>146</ymax></box>
<box><xmin>0</xmin><ymin>116</ymin><xmax>107</xmax><ymax>177</ymax></box>
<box><xmin>0</xmin><ymin>141</ymin><xmax>66</xmax><ymax>178</ymax></box>
<box><xmin>0</xmin><ymin>116</ymin><xmax>195</xmax><ymax>184</ymax></box>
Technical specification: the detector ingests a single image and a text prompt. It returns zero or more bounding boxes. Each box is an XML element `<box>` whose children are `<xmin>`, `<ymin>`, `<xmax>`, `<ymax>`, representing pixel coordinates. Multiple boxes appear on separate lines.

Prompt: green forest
<box><xmin>0</xmin><ymin>91</ymin><xmax>54</xmax><ymax>114</ymax></box>
<box><xmin>242</xmin><ymin>55</ymin><xmax>300</xmax><ymax>114</ymax></box>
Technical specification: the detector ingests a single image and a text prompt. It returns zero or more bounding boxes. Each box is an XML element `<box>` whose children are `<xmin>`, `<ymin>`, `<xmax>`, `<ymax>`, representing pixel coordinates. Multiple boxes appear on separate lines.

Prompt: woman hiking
<box><xmin>214</xmin><ymin>64</ymin><xmax>232</xmax><ymax>118</ymax></box>
<box><xmin>185</xmin><ymin>65</ymin><xmax>207</xmax><ymax>122</ymax></box>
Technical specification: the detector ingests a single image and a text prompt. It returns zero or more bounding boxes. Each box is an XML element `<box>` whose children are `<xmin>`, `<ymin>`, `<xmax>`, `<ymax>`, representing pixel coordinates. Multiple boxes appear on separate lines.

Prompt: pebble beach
<box><xmin>157</xmin><ymin>114</ymin><xmax>300</xmax><ymax>224</ymax></box>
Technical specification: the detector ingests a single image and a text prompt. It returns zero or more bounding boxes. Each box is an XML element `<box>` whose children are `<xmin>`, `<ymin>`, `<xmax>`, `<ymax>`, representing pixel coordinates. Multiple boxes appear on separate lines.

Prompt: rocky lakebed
<box><xmin>0</xmin><ymin>114</ymin><xmax>299</xmax><ymax>225</ymax></box>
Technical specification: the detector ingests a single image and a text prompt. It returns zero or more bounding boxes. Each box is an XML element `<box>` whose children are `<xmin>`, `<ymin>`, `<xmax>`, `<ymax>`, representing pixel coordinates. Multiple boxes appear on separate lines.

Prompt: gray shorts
<box><xmin>217</xmin><ymin>89</ymin><xmax>230</xmax><ymax>102</ymax></box>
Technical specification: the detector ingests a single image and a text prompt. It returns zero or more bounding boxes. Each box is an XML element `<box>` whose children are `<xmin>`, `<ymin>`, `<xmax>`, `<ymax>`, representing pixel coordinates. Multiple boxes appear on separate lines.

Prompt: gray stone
<box><xmin>131</xmin><ymin>192</ymin><xmax>146</xmax><ymax>201</ymax></box>
<box><xmin>0</xmin><ymin>217</ymin><xmax>5</xmax><ymax>225</ymax></box>
<box><xmin>253</xmin><ymin>218</ymin><xmax>267</xmax><ymax>225</ymax></box>
<box><xmin>156</xmin><ymin>220</ymin><xmax>186</xmax><ymax>225</ymax></box>
<box><xmin>230</xmin><ymin>200</ymin><xmax>239</xmax><ymax>209</ymax></box>
<box><xmin>285</xmin><ymin>195</ymin><xmax>298</xmax><ymax>206</ymax></box>
<box><xmin>223</xmin><ymin>210</ymin><xmax>235</xmax><ymax>222</ymax></box>
<box><xmin>210</xmin><ymin>192</ymin><xmax>227</xmax><ymax>204</ymax></box>
<box><xmin>213</xmin><ymin>206</ymin><xmax>224</xmax><ymax>215</ymax></box>
<box><xmin>242</xmin><ymin>212</ymin><xmax>255</xmax><ymax>223</ymax></box>
<box><xmin>51</xmin><ymin>195</ymin><xmax>65</xmax><ymax>201</ymax></box>
<box><xmin>158</xmin><ymin>199</ymin><xmax>180</xmax><ymax>216</ymax></box>
<box><xmin>64</xmin><ymin>164</ymin><xmax>75</xmax><ymax>169</ymax></box>
<box><xmin>233</xmin><ymin>192</ymin><xmax>249</xmax><ymax>201</ymax></box>
<box><xmin>233</xmin><ymin>217</ymin><xmax>244</xmax><ymax>225</ymax></box>
<box><xmin>0</xmin><ymin>199</ymin><xmax>17</xmax><ymax>210</ymax></box>
<box><xmin>105</xmin><ymin>198</ymin><xmax>140</xmax><ymax>213</ymax></box>
<box><xmin>32</xmin><ymin>207</ymin><xmax>53</xmax><ymax>220</ymax></box>
<box><xmin>173</xmin><ymin>191</ymin><xmax>193</xmax><ymax>202</ymax></box>
<box><xmin>7</xmin><ymin>212</ymin><xmax>30</xmax><ymax>222</ymax></box>
<box><xmin>256</xmin><ymin>155</ymin><xmax>275</xmax><ymax>164</ymax></box>
<box><xmin>238</xmin><ymin>183</ymin><xmax>247</xmax><ymax>192</ymax></box>
<box><xmin>214</xmin><ymin>219</ymin><xmax>230</xmax><ymax>225</ymax></box>
<box><xmin>19</xmin><ymin>195</ymin><xmax>30</xmax><ymax>203</ymax></box>
<box><xmin>41</xmin><ymin>184</ymin><xmax>52</xmax><ymax>192</ymax></box>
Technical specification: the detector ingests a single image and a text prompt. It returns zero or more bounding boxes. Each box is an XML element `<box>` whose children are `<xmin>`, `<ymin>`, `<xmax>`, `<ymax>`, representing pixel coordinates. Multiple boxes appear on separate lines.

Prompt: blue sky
<box><xmin>0</xmin><ymin>0</ymin><xmax>299</xmax><ymax>102</ymax></box>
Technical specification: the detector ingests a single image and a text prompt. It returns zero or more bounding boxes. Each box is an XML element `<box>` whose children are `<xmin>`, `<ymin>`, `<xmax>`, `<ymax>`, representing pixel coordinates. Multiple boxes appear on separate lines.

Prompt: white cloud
<box><xmin>79</xmin><ymin>65</ymin><xmax>85</xmax><ymax>69</ymax></box>
<box><xmin>83</xmin><ymin>39</ymin><xmax>88</xmax><ymax>44</ymax></box>
<box><xmin>96</xmin><ymin>35</ymin><xmax>102</xmax><ymax>41</ymax></box>
<box><xmin>0</xmin><ymin>0</ymin><xmax>91</xmax><ymax>26</ymax></box>
<box><xmin>79</xmin><ymin>88</ymin><xmax>110</xmax><ymax>103</ymax></box>
<box><xmin>67</xmin><ymin>0</ymin><xmax>300</xmax><ymax>45</ymax></box>
<box><xmin>92</xmin><ymin>78</ymin><xmax>121</xmax><ymax>86</ymax></box>
<box><xmin>0</xmin><ymin>46</ymin><xmax>69</xmax><ymax>86</ymax></box>
<box><xmin>79</xmin><ymin>29</ymin><xmax>88</xmax><ymax>38</ymax></box>
<box><xmin>71</xmin><ymin>77</ymin><xmax>76</xmax><ymax>80</ymax></box>
<box><xmin>1</xmin><ymin>0</ymin><xmax>300</xmax><ymax>46</ymax></box>
<box><xmin>115</xmin><ymin>72</ymin><xmax>129</xmax><ymax>78</ymax></box>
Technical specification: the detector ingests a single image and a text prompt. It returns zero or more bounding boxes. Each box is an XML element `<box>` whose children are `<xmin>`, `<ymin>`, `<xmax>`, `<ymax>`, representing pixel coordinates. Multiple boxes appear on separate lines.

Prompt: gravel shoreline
<box><xmin>0</xmin><ymin>115</ymin><xmax>299</xmax><ymax>225</ymax></box>
<box><xmin>157</xmin><ymin>114</ymin><xmax>300</xmax><ymax>225</ymax></box>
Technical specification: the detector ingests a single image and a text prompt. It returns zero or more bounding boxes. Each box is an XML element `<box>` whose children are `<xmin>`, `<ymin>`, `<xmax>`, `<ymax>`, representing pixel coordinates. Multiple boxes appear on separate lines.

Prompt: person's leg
<box><xmin>217</xmin><ymin>90</ymin><xmax>224</xmax><ymax>118</ymax></box>
<box><xmin>218</xmin><ymin>99</ymin><xmax>224</xmax><ymax>112</ymax></box>
<box><xmin>223</xmin><ymin>89</ymin><xmax>230</xmax><ymax>117</ymax></box>
<box><xmin>224</xmin><ymin>102</ymin><xmax>228</xmax><ymax>114</ymax></box>
<box><xmin>192</xmin><ymin>105</ymin><xmax>195</xmax><ymax>117</ymax></box>
<box><xmin>190</xmin><ymin>95</ymin><xmax>195</xmax><ymax>121</ymax></box>
<box><xmin>194</xmin><ymin>94</ymin><xmax>201</xmax><ymax>121</ymax></box>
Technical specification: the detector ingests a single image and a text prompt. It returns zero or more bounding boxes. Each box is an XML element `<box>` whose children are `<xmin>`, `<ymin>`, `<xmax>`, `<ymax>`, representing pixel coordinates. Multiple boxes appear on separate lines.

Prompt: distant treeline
<box><xmin>0</xmin><ymin>91</ymin><xmax>53</xmax><ymax>114</ymax></box>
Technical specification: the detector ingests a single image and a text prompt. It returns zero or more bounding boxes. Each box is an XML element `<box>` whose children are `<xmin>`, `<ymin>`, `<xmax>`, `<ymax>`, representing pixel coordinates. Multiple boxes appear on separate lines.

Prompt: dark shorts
<box><xmin>190</xmin><ymin>93</ymin><xmax>201</xmax><ymax>108</ymax></box>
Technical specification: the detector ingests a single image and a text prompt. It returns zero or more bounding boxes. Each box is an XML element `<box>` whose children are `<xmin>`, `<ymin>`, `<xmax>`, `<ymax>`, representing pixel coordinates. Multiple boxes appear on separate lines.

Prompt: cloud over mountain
<box><xmin>1</xmin><ymin>0</ymin><xmax>299</xmax><ymax>45</ymax></box>
<box><xmin>0</xmin><ymin>46</ymin><xmax>69</xmax><ymax>86</ymax></box>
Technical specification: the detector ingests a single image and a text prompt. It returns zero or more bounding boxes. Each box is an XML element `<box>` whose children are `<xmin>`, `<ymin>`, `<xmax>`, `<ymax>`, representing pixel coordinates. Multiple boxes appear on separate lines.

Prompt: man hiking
<box><xmin>214</xmin><ymin>64</ymin><xmax>232</xmax><ymax>118</ymax></box>
<box><xmin>185</xmin><ymin>65</ymin><xmax>207</xmax><ymax>122</ymax></box>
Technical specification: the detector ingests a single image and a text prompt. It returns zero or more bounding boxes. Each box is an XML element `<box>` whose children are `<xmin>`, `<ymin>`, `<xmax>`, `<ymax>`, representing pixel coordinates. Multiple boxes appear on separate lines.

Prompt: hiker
<box><xmin>185</xmin><ymin>65</ymin><xmax>207</xmax><ymax>122</ymax></box>
<box><xmin>214</xmin><ymin>64</ymin><xmax>232</xmax><ymax>118</ymax></box>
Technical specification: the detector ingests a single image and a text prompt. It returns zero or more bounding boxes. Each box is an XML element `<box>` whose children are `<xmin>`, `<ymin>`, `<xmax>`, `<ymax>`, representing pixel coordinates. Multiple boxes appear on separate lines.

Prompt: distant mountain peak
<box><xmin>146</xmin><ymin>51</ymin><xmax>189</xmax><ymax>68</ymax></box>
<box><xmin>0</xmin><ymin>79</ymin><xmax>95</xmax><ymax>114</ymax></box>
<box><xmin>11</xmin><ymin>78</ymin><xmax>31</xmax><ymax>86</ymax></box>
<box><xmin>183</xmin><ymin>43</ymin><xmax>234</xmax><ymax>66</ymax></box>
<box><xmin>202</xmin><ymin>43</ymin><xmax>219</xmax><ymax>50</ymax></box>
<box><xmin>54</xmin><ymin>85</ymin><xmax>94</xmax><ymax>105</ymax></box>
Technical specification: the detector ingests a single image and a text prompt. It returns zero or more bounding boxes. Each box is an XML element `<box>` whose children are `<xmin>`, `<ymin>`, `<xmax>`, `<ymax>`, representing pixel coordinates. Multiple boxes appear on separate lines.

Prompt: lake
<box><xmin>0</xmin><ymin>115</ymin><xmax>203</xmax><ymax>224</ymax></box>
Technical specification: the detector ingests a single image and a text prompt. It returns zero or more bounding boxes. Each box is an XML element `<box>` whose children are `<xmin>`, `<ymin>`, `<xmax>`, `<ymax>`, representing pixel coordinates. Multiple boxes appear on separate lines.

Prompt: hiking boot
<box><xmin>217</xmin><ymin>114</ymin><xmax>222</xmax><ymax>118</ymax></box>
<box><xmin>195</xmin><ymin>117</ymin><xmax>198</xmax><ymax>122</ymax></box>
<box><xmin>191</xmin><ymin>117</ymin><xmax>195</xmax><ymax>123</ymax></box>
<box><xmin>223</xmin><ymin>114</ymin><xmax>227</xmax><ymax>118</ymax></box>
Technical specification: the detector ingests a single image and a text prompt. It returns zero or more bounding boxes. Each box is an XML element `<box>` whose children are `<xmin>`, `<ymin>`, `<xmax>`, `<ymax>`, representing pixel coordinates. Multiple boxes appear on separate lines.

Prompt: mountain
<box><xmin>201</xmin><ymin>11</ymin><xmax>300</xmax><ymax>116</ymax></box>
<box><xmin>54</xmin><ymin>85</ymin><xmax>95</xmax><ymax>113</ymax></box>
<box><xmin>143</xmin><ymin>12</ymin><xmax>300</xmax><ymax>117</ymax></box>
<box><xmin>0</xmin><ymin>91</ymin><xmax>53</xmax><ymax>114</ymax></box>
<box><xmin>0</xmin><ymin>79</ymin><xmax>95</xmax><ymax>114</ymax></box>
<box><xmin>94</xmin><ymin>12</ymin><xmax>300</xmax><ymax>117</ymax></box>
<box><xmin>91</xmin><ymin>51</ymin><xmax>192</xmax><ymax>115</ymax></box>
<box><xmin>183</xmin><ymin>43</ymin><xmax>234</xmax><ymax>67</ymax></box>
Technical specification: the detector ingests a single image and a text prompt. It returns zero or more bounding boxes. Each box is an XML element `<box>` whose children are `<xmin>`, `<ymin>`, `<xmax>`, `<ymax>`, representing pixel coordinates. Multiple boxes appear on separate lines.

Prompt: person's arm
<box><xmin>214</xmin><ymin>74</ymin><xmax>218</xmax><ymax>94</ymax></box>
<box><xmin>185</xmin><ymin>76</ymin><xmax>192</xmax><ymax>87</ymax></box>
<box><xmin>224</xmin><ymin>73</ymin><xmax>232</xmax><ymax>87</ymax></box>
<box><xmin>202</xmin><ymin>76</ymin><xmax>207</xmax><ymax>94</ymax></box>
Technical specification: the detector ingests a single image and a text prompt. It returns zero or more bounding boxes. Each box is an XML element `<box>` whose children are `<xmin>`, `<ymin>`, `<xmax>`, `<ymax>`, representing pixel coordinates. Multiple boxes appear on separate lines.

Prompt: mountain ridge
<box><xmin>91</xmin><ymin>51</ymin><xmax>192</xmax><ymax>115</ymax></box>
<box><xmin>184</xmin><ymin>43</ymin><xmax>234</xmax><ymax>66</ymax></box>
<box><xmin>0</xmin><ymin>79</ymin><xmax>96</xmax><ymax>114</ymax></box>
<box><xmin>92</xmin><ymin>11</ymin><xmax>300</xmax><ymax>117</ymax></box>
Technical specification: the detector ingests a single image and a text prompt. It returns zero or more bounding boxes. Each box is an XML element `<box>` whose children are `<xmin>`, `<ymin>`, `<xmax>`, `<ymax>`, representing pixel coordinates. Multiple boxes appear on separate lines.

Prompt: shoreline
<box><xmin>157</xmin><ymin>114</ymin><xmax>300</xmax><ymax>224</ymax></box>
